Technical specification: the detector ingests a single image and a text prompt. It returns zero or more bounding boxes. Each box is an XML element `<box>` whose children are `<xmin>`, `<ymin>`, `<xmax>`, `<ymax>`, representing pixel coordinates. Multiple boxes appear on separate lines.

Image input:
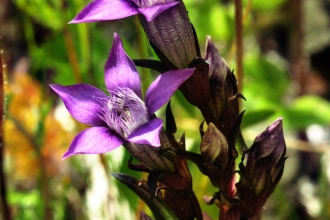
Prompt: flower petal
<box><xmin>127</xmin><ymin>118</ymin><xmax>163</xmax><ymax>147</ymax></box>
<box><xmin>70</xmin><ymin>0</ymin><xmax>139</xmax><ymax>23</ymax></box>
<box><xmin>105</xmin><ymin>33</ymin><xmax>142</xmax><ymax>98</ymax></box>
<box><xmin>63</xmin><ymin>127</ymin><xmax>124</xmax><ymax>159</ymax></box>
<box><xmin>145</xmin><ymin>68</ymin><xmax>195</xmax><ymax>114</ymax></box>
<box><xmin>137</xmin><ymin>2</ymin><xmax>179</xmax><ymax>22</ymax></box>
<box><xmin>50</xmin><ymin>84</ymin><xmax>107</xmax><ymax>126</ymax></box>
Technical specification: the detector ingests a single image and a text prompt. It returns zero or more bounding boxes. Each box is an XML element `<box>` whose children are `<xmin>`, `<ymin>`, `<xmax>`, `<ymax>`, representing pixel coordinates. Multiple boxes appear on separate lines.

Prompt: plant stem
<box><xmin>235</xmin><ymin>0</ymin><xmax>243</xmax><ymax>97</ymax></box>
<box><xmin>289</xmin><ymin>0</ymin><xmax>306</xmax><ymax>96</ymax></box>
<box><xmin>0</xmin><ymin>40</ymin><xmax>11</xmax><ymax>220</ymax></box>
<box><xmin>134</xmin><ymin>16</ymin><xmax>151</xmax><ymax>95</ymax></box>
<box><xmin>62</xmin><ymin>0</ymin><xmax>83</xmax><ymax>84</ymax></box>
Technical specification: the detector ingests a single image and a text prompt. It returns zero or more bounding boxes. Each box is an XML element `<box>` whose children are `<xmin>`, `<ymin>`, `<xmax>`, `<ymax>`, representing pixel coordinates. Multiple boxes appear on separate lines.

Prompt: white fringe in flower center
<box><xmin>98</xmin><ymin>88</ymin><xmax>149</xmax><ymax>138</ymax></box>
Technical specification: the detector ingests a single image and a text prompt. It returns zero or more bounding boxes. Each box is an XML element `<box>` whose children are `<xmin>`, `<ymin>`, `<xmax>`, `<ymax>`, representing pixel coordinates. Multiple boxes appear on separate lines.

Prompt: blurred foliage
<box><xmin>2</xmin><ymin>0</ymin><xmax>330</xmax><ymax>219</ymax></box>
<box><xmin>243</xmin><ymin>0</ymin><xmax>286</xmax><ymax>10</ymax></box>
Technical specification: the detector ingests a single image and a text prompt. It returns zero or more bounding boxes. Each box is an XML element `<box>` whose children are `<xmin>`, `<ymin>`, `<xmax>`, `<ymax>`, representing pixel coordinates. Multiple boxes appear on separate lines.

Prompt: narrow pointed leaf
<box><xmin>112</xmin><ymin>173</ymin><xmax>179</xmax><ymax>220</ymax></box>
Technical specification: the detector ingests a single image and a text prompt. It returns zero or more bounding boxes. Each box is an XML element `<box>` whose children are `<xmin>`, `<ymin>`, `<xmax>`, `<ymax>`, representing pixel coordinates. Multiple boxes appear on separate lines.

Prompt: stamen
<box><xmin>97</xmin><ymin>88</ymin><xmax>149</xmax><ymax>138</ymax></box>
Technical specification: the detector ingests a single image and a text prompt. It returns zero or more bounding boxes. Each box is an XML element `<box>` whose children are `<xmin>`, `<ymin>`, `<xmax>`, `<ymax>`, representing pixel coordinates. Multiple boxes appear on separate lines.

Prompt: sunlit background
<box><xmin>1</xmin><ymin>0</ymin><xmax>330</xmax><ymax>219</ymax></box>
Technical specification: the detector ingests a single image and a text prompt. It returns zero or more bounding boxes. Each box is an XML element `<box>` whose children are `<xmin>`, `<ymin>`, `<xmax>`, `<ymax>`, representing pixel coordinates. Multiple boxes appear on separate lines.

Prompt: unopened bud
<box><xmin>201</xmin><ymin>123</ymin><xmax>228</xmax><ymax>165</ymax></box>
<box><xmin>237</xmin><ymin>117</ymin><xmax>286</xmax><ymax>218</ymax></box>
<box><xmin>203</xmin><ymin>36</ymin><xmax>237</xmax><ymax>122</ymax></box>
<box><xmin>139</xmin><ymin>0</ymin><xmax>199</xmax><ymax>69</ymax></box>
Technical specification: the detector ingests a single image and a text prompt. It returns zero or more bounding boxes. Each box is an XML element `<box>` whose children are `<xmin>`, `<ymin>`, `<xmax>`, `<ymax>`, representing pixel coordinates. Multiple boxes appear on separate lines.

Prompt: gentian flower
<box><xmin>50</xmin><ymin>33</ymin><xmax>194</xmax><ymax>159</ymax></box>
<box><xmin>70</xmin><ymin>0</ymin><xmax>199</xmax><ymax>69</ymax></box>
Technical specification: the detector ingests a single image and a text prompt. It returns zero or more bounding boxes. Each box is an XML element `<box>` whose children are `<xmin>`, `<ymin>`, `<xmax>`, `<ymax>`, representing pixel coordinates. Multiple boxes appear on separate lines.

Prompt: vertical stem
<box><xmin>38</xmin><ymin>153</ymin><xmax>52</xmax><ymax>220</ymax></box>
<box><xmin>99</xmin><ymin>154</ymin><xmax>110</xmax><ymax>180</ymax></box>
<box><xmin>242</xmin><ymin>0</ymin><xmax>253</xmax><ymax>22</ymax></box>
<box><xmin>63</xmin><ymin>26</ymin><xmax>83</xmax><ymax>84</ymax></box>
<box><xmin>235</xmin><ymin>0</ymin><xmax>244</xmax><ymax>96</ymax></box>
<box><xmin>0</xmin><ymin>41</ymin><xmax>11</xmax><ymax>220</ymax></box>
<box><xmin>62</xmin><ymin>1</ymin><xmax>83</xmax><ymax>84</ymax></box>
<box><xmin>134</xmin><ymin>16</ymin><xmax>150</xmax><ymax>95</ymax></box>
<box><xmin>227</xmin><ymin>0</ymin><xmax>253</xmax><ymax>64</ymax></box>
<box><xmin>34</xmin><ymin>107</ymin><xmax>52</xmax><ymax>219</ymax></box>
<box><xmin>289</xmin><ymin>0</ymin><xmax>306</xmax><ymax>96</ymax></box>
<box><xmin>98</xmin><ymin>154</ymin><xmax>113</xmax><ymax>218</ymax></box>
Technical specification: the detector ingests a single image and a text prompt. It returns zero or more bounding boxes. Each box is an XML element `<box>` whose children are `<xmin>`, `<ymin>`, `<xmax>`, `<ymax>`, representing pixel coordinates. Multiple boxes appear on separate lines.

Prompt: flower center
<box><xmin>99</xmin><ymin>88</ymin><xmax>149</xmax><ymax>138</ymax></box>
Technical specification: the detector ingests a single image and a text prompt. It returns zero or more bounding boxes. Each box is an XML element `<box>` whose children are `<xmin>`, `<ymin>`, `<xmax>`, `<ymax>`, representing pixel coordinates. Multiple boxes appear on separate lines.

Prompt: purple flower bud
<box><xmin>236</xmin><ymin>117</ymin><xmax>286</xmax><ymax>218</ymax></box>
<box><xmin>204</xmin><ymin>36</ymin><xmax>236</xmax><ymax>120</ymax></box>
<box><xmin>245</xmin><ymin>118</ymin><xmax>286</xmax><ymax>194</ymax></box>
<box><xmin>203</xmin><ymin>36</ymin><xmax>241</xmax><ymax>139</ymax></box>
<box><xmin>138</xmin><ymin>0</ymin><xmax>199</xmax><ymax>69</ymax></box>
<box><xmin>201</xmin><ymin>123</ymin><xmax>229</xmax><ymax>165</ymax></box>
<box><xmin>200</xmin><ymin>123</ymin><xmax>238</xmax><ymax>198</ymax></box>
<box><xmin>70</xmin><ymin>0</ymin><xmax>199</xmax><ymax>69</ymax></box>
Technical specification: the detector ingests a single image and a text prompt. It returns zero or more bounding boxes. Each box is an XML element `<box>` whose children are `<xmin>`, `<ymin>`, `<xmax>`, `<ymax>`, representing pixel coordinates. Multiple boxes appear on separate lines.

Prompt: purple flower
<box><xmin>50</xmin><ymin>33</ymin><xmax>194</xmax><ymax>159</ymax></box>
<box><xmin>70</xmin><ymin>0</ymin><xmax>199</xmax><ymax>69</ymax></box>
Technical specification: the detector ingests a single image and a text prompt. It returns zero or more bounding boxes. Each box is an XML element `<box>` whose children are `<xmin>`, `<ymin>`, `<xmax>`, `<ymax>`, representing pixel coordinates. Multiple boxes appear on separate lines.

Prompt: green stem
<box><xmin>134</xmin><ymin>16</ymin><xmax>151</xmax><ymax>95</ymax></box>
<box><xmin>62</xmin><ymin>0</ymin><xmax>83</xmax><ymax>83</ymax></box>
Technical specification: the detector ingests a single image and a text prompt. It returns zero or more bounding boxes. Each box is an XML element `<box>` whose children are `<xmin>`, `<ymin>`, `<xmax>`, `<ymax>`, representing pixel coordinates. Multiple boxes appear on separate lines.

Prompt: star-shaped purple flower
<box><xmin>50</xmin><ymin>33</ymin><xmax>194</xmax><ymax>159</ymax></box>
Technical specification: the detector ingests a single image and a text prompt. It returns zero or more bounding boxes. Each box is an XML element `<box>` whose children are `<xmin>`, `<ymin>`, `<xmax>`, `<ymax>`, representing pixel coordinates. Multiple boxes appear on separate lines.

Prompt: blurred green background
<box><xmin>1</xmin><ymin>0</ymin><xmax>330</xmax><ymax>219</ymax></box>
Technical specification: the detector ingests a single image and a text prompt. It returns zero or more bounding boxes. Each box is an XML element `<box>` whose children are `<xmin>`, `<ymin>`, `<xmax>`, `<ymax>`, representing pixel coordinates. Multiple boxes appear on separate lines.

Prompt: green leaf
<box><xmin>112</xmin><ymin>173</ymin><xmax>179</xmax><ymax>220</ymax></box>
